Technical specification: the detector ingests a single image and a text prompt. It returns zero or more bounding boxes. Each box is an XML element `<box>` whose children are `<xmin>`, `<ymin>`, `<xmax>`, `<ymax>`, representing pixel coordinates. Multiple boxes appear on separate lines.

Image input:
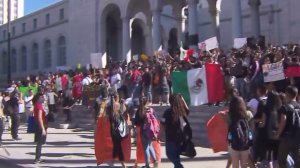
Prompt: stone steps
<box><xmin>51</xmin><ymin>104</ymin><xmax>227</xmax><ymax>148</ymax></box>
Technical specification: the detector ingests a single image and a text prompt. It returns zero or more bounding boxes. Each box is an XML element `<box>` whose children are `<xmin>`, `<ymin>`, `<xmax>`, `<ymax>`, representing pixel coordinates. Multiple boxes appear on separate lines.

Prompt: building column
<box><xmin>209</xmin><ymin>7</ymin><xmax>221</xmax><ymax>42</ymax></box>
<box><xmin>249</xmin><ymin>0</ymin><xmax>261</xmax><ymax>37</ymax></box>
<box><xmin>232</xmin><ymin>0</ymin><xmax>243</xmax><ymax>39</ymax></box>
<box><xmin>152</xmin><ymin>9</ymin><xmax>162</xmax><ymax>51</ymax></box>
<box><xmin>122</xmin><ymin>17</ymin><xmax>131</xmax><ymax>63</ymax></box>
<box><xmin>187</xmin><ymin>0</ymin><xmax>198</xmax><ymax>50</ymax></box>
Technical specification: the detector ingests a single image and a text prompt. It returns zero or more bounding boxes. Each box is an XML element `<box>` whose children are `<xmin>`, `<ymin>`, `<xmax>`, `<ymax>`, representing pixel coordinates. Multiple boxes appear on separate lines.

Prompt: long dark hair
<box><xmin>169</xmin><ymin>94</ymin><xmax>189</xmax><ymax>123</ymax></box>
<box><xmin>266</xmin><ymin>91</ymin><xmax>282</xmax><ymax>128</ymax></box>
<box><xmin>229</xmin><ymin>96</ymin><xmax>247</xmax><ymax>122</ymax></box>
<box><xmin>32</xmin><ymin>92</ymin><xmax>43</xmax><ymax>105</ymax></box>
<box><xmin>137</xmin><ymin>96</ymin><xmax>147</xmax><ymax>119</ymax></box>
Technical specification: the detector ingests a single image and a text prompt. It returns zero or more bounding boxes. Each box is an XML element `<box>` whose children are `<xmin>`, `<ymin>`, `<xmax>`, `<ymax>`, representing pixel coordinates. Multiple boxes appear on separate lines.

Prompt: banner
<box><xmin>82</xmin><ymin>85</ymin><xmax>101</xmax><ymax>106</ymax></box>
<box><xmin>262</xmin><ymin>61</ymin><xmax>285</xmax><ymax>82</ymax></box>
<box><xmin>19</xmin><ymin>86</ymin><xmax>38</xmax><ymax>96</ymax></box>
<box><xmin>233</xmin><ymin>38</ymin><xmax>247</xmax><ymax>49</ymax></box>
<box><xmin>285</xmin><ymin>66</ymin><xmax>300</xmax><ymax>77</ymax></box>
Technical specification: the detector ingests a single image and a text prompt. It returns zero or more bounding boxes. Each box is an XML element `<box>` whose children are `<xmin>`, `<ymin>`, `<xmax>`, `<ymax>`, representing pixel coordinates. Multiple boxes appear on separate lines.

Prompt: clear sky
<box><xmin>25</xmin><ymin>0</ymin><xmax>61</xmax><ymax>15</ymax></box>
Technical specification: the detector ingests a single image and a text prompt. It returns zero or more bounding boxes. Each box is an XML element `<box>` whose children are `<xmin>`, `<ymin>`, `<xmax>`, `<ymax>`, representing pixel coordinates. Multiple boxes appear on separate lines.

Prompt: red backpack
<box><xmin>143</xmin><ymin>108</ymin><xmax>160</xmax><ymax>140</ymax></box>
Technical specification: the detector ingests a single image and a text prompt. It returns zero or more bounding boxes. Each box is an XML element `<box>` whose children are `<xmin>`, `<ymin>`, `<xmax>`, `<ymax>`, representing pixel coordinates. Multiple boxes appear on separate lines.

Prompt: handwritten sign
<box><xmin>90</xmin><ymin>53</ymin><xmax>106</xmax><ymax>69</ymax></box>
<box><xmin>82</xmin><ymin>85</ymin><xmax>102</xmax><ymax>106</ymax></box>
<box><xmin>262</xmin><ymin>61</ymin><xmax>285</xmax><ymax>82</ymax></box>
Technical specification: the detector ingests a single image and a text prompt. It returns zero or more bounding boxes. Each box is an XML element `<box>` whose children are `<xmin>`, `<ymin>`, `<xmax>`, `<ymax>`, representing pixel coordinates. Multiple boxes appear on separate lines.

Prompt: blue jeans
<box><xmin>144</xmin><ymin>86</ymin><xmax>152</xmax><ymax>103</ymax></box>
<box><xmin>141</xmin><ymin>134</ymin><xmax>156</xmax><ymax>167</ymax></box>
<box><xmin>236</xmin><ymin>78</ymin><xmax>247</xmax><ymax>99</ymax></box>
<box><xmin>166</xmin><ymin>142</ymin><xmax>184</xmax><ymax>168</ymax></box>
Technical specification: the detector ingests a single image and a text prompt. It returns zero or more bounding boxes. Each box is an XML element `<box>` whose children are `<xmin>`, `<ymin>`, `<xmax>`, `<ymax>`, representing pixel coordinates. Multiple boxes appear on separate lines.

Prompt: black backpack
<box><xmin>287</xmin><ymin>104</ymin><xmax>300</xmax><ymax>148</ymax></box>
<box><xmin>2</xmin><ymin>99</ymin><xmax>12</xmax><ymax>116</ymax></box>
<box><xmin>228</xmin><ymin>119</ymin><xmax>251</xmax><ymax>151</ymax></box>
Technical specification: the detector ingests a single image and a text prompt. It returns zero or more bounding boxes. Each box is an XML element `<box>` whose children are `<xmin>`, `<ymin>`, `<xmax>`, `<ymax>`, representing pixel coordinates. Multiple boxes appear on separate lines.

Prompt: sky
<box><xmin>25</xmin><ymin>0</ymin><xmax>61</xmax><ymax>15</ymax></box>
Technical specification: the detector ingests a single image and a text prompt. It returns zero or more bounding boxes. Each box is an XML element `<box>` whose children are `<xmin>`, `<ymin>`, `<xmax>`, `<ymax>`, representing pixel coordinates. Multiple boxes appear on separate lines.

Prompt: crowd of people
<box><xmin>0</xmin><ymin>41</ymin><xmax>300</xmax><ymax>167</ymax></box>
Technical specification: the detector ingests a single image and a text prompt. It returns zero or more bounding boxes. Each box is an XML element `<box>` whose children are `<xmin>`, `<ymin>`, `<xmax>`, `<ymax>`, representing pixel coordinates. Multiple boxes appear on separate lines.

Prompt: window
<box><xmin>21</xmin><ymin>46</ymin><xmax>27</xmax><ymax>71</ymax></box>
<box><xmin>59</xmin><ymin>8</ymin><xmax>64</xmax><ymax>21</ymax></box>
<box><xmin>33</xmin><ymin>18</ymin><xmax>37</xmax><ymax>29</ymax></box>
<box><xmin>32</xmin><ymin>43</ymin><xmax>39</xmax><ymax>70</ymax></box>
<box><xmin>2</xmin><ymin>51</ymin><xmax>7</xmax><ymax>74</ymax></box>
<box><xmin>57</xmin><ymin>36</ymin><xmax>66</xmax><ymax>66</ymax></box>
<box><xmin>46</xmin><ymin>13</ymin><xmax>50</xmax><ymax>25</ymax></box>
<box><xmin>3</xmin><ymin>30</ymin><xmax>6</xmax><ymax>40</ymax></box>
<box><xmin>11</xmin><ymin>49</ymin><xmax>17</xmax><ymax>73</ymax></box>
<box><xmin>22</xmin><ymin>23</ymin><xmax>26</xmax><ymax>33</ymax></box>
<box><xmin>44</xmin><ymin>40</ymin><xmax>52</xmax><ymax>68</ymax></box>
<box><xmin>12</xmin><ymin>26</ymin><xmax>15</xmax><ymax>36</ymax></box>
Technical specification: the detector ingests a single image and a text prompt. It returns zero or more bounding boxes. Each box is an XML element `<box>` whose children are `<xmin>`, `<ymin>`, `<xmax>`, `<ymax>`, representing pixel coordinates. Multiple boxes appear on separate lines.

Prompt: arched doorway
<box><xmin>131</xmin><ymin>19</ymin><xmax>146</xmax><ymax>55</ymax></box>
<box><xmin>168</xmin><ymin>28</ymin><xmax>179</xmax><ymax>56</ymax></box>
<box><xmin>101</xmin><ymin>4</ymin><xmax>122</xmax><ymax>62</ymax></box>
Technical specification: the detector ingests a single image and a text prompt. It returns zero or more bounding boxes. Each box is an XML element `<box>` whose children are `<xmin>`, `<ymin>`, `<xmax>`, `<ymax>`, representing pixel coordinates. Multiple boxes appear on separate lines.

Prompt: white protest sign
<box><xmin>90</xmin><ymin>53</ymin><xmax>102</xmax><ymax>69</ymax></box>
<box><xmin>90</xmin><ymin>53</ymin><xmax>106</xmax><ymax>68</ymax></box>
<box><xmin>56</xmin><ymin>66</ymin><xmax>71</xmax><ymax>71</ymax></box>
<box><xmin>133</xmin><ymin>54</ymin><xmax>139</xmax><ymax>61</ymax></box>
<box><xmin>204</xmin><ymin>37</ymin><xmax>218</xmax><ymax>51</ymax></box>
<box><xmin>234</xmin><ymin>38</ymin><xmax>247</xmax><ymax>49</ymax></box>
<box><xmin>198</xmin><ymin>42</ymin><xmax>206</xmax><ymax>51</ymax></box>
<box><xmin>262</xmin><ymin>61</ymin><xmax>285</xmax><ymax>82</ymax></box>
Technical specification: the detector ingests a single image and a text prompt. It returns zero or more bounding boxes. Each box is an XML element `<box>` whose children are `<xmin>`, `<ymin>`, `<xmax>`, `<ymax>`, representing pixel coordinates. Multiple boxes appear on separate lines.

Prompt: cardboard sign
<box><xmin>262</xmin><ymin>61</ymin><xmax>285</xmax><ymax>82</ymax></box>
<box><xmin>82</xmin><ymin>85</ymin><xmax>101</xmax><ymax>106</ymax></box>
<box><xmin>204</xmin><ymin>37</ymin><xmax>218</xmax><ymax>51</ymax></box>
<box><xmin>90</xmin><ymin>53</ymin><xmax>106</xmax><ymax>69</ymax></box>
<box><xmin>90</xmin><ymin>53</ymin><xmax>101</xmax><ymax>69</ymax></box>
<box><xmin>233</xmin><ymin>38</ymin><xmax>247</xmax><ymax>49</ymax></box>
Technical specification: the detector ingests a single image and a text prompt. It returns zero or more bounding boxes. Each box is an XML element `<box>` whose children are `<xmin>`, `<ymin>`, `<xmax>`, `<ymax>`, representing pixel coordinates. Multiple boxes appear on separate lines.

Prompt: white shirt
<box><xmin>47</xmin><ymin>92</ymin><xmax>56</xmax><ymax>105</ymax></box>
<box><xmin>82</xmin><ymin>77</ymin><xmax>93</xmax><ymax>86</ymax></box>
<box><xmin>111</xmin><ymin>73</ymin><xmax>121</xmax><ymax>90</ymax></box>
<box><xmin>247</xmin><ymin>96</ymin><xmax>267</xmax><ymax>115</ymax></box>
<box><xmin>24</xmin><ymin>95</ymin><xmax>33</xmax><ymax>108</ymax></box>
<box><xmin>55</xmin><ymin>77</ymin><xmax>63</xmax><ymax>91</ymax></box>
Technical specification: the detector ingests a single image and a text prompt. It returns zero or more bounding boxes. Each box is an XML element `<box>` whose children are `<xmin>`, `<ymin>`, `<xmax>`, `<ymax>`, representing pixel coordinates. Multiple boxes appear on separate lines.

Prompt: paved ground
<box><xmin>0</xmin><ymin>125</ymin><xmax>228</xmax><ymax>168</ymax></box>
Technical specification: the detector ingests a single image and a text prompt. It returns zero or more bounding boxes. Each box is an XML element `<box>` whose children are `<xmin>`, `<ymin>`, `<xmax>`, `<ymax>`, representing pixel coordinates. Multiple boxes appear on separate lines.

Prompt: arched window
<box><xmin>11</xmin><ymin>49</ymin><xmax>17</xmax><ymax>73</ymax></box>
<box><xmin>2</xmin><ymin>51</ymin><xmax>7</xmax><ymax>74</ymax></box>
<box><xmin>32</xmin><ymin>43</ymin><xmax>39</xmax><ymax>70</ymax></box>
<box><xmin>44</xmin><ymin>40</ymin><xmax>52</xmax><ymax>68</ymax></box>
<box><xmin>21</xmin><ymin>46</ymin><xmax>27</xmax><ymax>71</ymax></box>
<box><xmin>57</xmin><ymin>36</ymin><xmax>66</xmax><ymax>66</ymax></box>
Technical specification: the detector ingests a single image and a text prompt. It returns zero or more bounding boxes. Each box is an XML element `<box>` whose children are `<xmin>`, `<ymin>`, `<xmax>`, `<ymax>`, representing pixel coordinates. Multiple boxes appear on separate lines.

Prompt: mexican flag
<box><xmin>172</xmin><ymin>64</ymin><xmax>224</xmax><ymax>106</ymax></box>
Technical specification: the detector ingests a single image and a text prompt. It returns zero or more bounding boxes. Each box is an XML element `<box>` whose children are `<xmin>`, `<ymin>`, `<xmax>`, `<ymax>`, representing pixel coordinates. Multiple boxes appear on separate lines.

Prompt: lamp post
<box><xmin>7</xmin><ymin>0</ymin><xmax>11</xmax><ymax>82</ymax></box>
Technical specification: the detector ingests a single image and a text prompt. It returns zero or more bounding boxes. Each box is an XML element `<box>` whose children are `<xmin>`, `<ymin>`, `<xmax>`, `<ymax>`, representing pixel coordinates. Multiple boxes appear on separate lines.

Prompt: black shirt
<box><xmin>142</xmin><ymin>72</ymin><xmax>152</xmax><ymax>87</ymax></box>
<box><xmin>162</xmin><ymin>108</ymin><xmax>183</xmax><ymax>144</ymax></box>
<box><xmin>279</xmin><ymin>101</ymin><xmax>300</xmax><ymax>138</ymax></box>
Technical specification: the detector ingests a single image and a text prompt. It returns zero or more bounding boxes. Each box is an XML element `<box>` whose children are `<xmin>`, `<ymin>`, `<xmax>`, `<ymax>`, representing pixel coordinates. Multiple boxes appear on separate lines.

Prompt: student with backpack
<box><xmin>108</xmin><ymin>94</ymin><xmax>128</xmax><ymax>168</ymax></box>
<box><xmin>228</xmin><ymin>96</ymin><xmax>253</xmax><ymax>168</ymax></box>
<box><xmin>276</xmin><ymin>86</ymin><xmax>300</xmax><ymax>168</ymax></box>
<box><xmin>135</xmin><ymin>97</ymin><xmax>159</xmax><ymax>168</ymax></box>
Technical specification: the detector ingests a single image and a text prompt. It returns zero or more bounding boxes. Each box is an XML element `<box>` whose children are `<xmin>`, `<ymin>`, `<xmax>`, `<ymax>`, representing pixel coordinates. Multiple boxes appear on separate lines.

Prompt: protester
<box><xmin>24</xmin><ymin>89</ymin><xmax>34</xmax><ymax>120</ymax></box>
<box><xmin>32</xmin><ymin>92</ymin><xmax>47</xmax><ymax>163</ymax></box>
<box><xmin>227</xmin><ymin>96</ymin><xmax>253</xmax><ymax>168</ymax></box>
<box><xmin>161</xmin><ymin>94</ymin><xmax>190</xmax><ymax>168</ymax></box>
<box><xmin>135</xmin><ymin>97</ymin><xmax>158</xmax><ymax>168</ymax></box>
<box><xmin>8</xmin><ymin>91</ymin><xmax>21</xmax><ymax>140</ymax></box>
<box><xmin>0</xmin><ymin>91</ymin><xmax>4</xmax><ymax>146</ymax></box>
<box><xmin>107</xmin><ymin>94</ymin><xmax>127</xmax><ymax>168</ymax></box>
<box><xmin>277</xmin><ymin>86</ymin><xmax>300</xmax><ymax>168</ymax></box>
<box><xmin>264</xmin><ymin>91</ymin><xmax>282</xmax><ymax>168</ymax></box>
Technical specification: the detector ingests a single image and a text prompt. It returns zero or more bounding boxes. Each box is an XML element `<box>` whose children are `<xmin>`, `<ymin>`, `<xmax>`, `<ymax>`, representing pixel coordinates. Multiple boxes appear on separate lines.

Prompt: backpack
<box><xmin>116</xmin><ymin>114</ymin><xmax>129</xmax><ymax>139</ymax></box>
<box><xmin>143</xmin><ymin>108</ymin><xmax>160</xmax><ymax>140</ymax></box>
<box><xmin>228</xmin><ymin>119</ymin><xmax>252</xmax><ymax>151</ymax></box>
<box><xmin>2</xmin><ymin>99</ymin><xmax>12</xmax><ymax>116</ymax></box>
<box><xmin>287</xmin><ymin>104</ymin><xmax>300</xmax><ymax>148</ymax></box>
